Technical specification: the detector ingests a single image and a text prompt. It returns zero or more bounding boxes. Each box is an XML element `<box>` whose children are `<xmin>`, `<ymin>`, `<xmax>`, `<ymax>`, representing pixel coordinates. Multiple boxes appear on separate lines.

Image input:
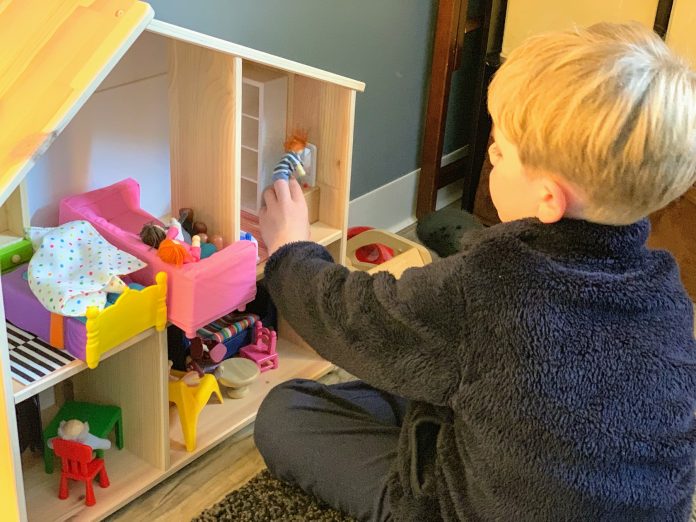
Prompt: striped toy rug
<box><xmin>6</xmin><ymin>321</ymin><xmax>75</xmax><ymax>385</ymax></box>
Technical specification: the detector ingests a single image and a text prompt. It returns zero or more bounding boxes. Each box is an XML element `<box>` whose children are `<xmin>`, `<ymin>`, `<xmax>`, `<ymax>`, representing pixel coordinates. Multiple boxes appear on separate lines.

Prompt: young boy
<box><xmin>254</xmin><ymin>22</ymin><xmax>696</xmax><ymax>521</ymax></box>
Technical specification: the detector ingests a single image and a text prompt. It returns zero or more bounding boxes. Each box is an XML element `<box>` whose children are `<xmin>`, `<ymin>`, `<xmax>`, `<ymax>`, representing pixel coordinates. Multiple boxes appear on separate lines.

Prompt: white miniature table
<box><xmin>215</xmin><ymin>358</ymin><xmax>260</xmax><ymax>398</ymax></box>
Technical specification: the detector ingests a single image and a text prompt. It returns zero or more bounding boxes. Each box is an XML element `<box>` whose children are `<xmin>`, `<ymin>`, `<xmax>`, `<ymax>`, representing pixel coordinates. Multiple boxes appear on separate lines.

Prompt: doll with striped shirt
<box><xmin>272</xmin><ymin>133</ymin><xmax>308</xmax><ymax>182</ymax></box>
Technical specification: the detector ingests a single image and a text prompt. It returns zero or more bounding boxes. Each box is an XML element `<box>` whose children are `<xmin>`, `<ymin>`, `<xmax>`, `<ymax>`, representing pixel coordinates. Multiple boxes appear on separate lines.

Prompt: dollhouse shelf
<box><xmin>21</xmin><ymin>338</ymin><xmax>332</xmax><ymax>522</ymax></box>
<box><xmin>12</xmin><ymin>329</ymin><xmax>157</xmax><ymax>404</ymax></box>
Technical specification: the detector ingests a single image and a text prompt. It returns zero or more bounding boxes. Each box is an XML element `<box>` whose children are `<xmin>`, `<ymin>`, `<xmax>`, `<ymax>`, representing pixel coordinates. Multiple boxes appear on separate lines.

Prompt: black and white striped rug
<box><xmin>6</xmin><ymin>322</ymin><xmax>75</xmax><ymax>385</ymax></box>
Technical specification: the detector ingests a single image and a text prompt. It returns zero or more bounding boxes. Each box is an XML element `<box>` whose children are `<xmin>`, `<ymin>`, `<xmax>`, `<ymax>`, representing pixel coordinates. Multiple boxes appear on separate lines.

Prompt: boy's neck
<box><xmin>526</xmin><ymin>218</ymin><xmax>650</xmax><ymax>259</ymax></box>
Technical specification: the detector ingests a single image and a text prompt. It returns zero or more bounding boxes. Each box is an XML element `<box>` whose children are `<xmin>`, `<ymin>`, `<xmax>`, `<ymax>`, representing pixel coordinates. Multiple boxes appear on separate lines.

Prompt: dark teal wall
<box><xmin>146</xmin><ymin>0</ymin><xmax>477</xmax><ymax>199</ymax></box>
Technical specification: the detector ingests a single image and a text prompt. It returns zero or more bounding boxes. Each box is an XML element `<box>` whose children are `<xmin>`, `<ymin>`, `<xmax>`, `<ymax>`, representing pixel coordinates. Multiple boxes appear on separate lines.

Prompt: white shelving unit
<box><xmin>240</xmin><ymin>64</ymin><xmax>288</xmax><ymax>214</ymax></box>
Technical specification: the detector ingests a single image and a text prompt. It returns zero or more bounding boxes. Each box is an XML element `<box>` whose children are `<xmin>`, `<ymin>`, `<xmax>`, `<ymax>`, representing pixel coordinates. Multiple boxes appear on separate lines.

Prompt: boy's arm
<box><xmin>264</xmin><ymin>241</ymin><xmax>468</xmax><ymax>406</ymax></box>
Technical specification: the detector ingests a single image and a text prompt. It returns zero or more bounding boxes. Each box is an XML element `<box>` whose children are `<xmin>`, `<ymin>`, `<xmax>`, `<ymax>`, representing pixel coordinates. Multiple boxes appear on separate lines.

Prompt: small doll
<box><xmin>140</xmin><ymin>217</ymin><xmax>202</xmax><ymax>266</ymax></box>
<box><xmin>140</xmin><ymin>217</ymin><xmax>188</xmax><ymax>248</ymax></box>
<box><xmin>272</xmin><ymin>132</ymin><xmax>309</xmax><ymax>182</ymax></box>
<box><xmin>184</xmin><ymin>337</ymin><xmax>227</xmax><ymax>377</ymax></box>
<box><xmin>47</xmin><ymin>419</ymin><xmax>111</xmax><ymax>451</ymax></box>
<box><xmin>158</xmin><ymin>227</ymin><xmax>201</xmax><ymax>266</ymax></box>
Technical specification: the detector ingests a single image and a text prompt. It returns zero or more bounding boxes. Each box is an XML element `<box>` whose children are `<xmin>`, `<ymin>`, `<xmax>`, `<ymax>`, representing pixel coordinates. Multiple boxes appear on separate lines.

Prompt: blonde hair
<box><xmin>488</xmin><ymin>22</ymin><xmax>696</xmax><ymax>224</ymax></box>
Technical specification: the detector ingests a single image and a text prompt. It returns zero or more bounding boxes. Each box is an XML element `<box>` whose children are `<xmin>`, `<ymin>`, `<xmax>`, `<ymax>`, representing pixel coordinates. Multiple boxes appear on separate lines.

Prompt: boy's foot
<box><xmin>416</xmin><ymin>207</ymin><xmax>483</xmax><ymax>257</ymax></box>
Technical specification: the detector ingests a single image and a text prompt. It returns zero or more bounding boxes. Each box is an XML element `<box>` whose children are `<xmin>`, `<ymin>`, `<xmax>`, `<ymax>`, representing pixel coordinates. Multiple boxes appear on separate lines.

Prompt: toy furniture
<box><xmin>239</xmin><ymin>322</ymin><xmax>279</xmax><ymax>373</ymax></box>
<box><xmin>0</xmin><ymin>1</ymin><xmax>362</xmax><ymax>520</ymax></box>
<box><xmin>345</xmin><ymin>229</ymin><xmax>433</xmax><ymax>279</ymax></box>
<box><xmin>3</xmin><ymin>266</ymin><xmax>168</xmax><ymax>369</ymax></box>
<box><xmin>59</xmin><ymin>180</ymin><xmax>258</xmax><ymax>338</ymax></box>
<box><xmin>43</xmin><ymin>402</ymin><xmax>123</xmax><ymax>474</ymax></box>
<box><xmin>168</xmin><ymin>371</ymin><xmax>223</xmax><ymax>452</ymax></box>
<box><xmin>215</xmin><ymin>358</ymin><xmax>261</xmax><ymax>399</ymax></box>
<box><xmin>239</xmin><ymin>65</ymin><xmax>320</xmax><ymax>223</ymax></box>
<box><xmin>53</xmin><ymin>439</ymin><xmax>110</xmax><ymax>507</ymax></box>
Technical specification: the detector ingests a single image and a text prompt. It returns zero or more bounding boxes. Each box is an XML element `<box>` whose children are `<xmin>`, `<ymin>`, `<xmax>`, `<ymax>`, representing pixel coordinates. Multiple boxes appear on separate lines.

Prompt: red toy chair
<box><xmin>53</xmin><ymin>438</ymin><xmax>110</xmax><ymax>507</ymax></box>
<box><xmin>239</xmin><ymin>321</ymin><xmax>278</xmax><ymax>372</ymax></box>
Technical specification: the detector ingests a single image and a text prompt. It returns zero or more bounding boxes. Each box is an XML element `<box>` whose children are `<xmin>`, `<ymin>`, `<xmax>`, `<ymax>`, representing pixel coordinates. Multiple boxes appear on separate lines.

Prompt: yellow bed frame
<box><xmin>83</xmin><ymin>272</ymin><xmax>167</xmax><ymax>369</ymax></box>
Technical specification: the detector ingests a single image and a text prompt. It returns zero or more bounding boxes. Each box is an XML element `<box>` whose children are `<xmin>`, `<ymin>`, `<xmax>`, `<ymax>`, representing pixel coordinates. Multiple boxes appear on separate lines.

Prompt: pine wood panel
<box><xmin>6</xmin><ymin>180</ymin><xmax>29</xmax><ymax>237</ymax></box>
<box><xmin>149</xmin><ymin>21</ymin><xmax>365</xmax><ymax>93</ymax></box>
<box><xmin>288</xmin><ymin>76</ymin><xmax>356</xmax><ymax>261</ymax></box>
<box><xmin>169</xmin><ymin>41</ymin><xmax>241</xmax><ymax>247</ymax></box>
<box><xmin>13</xmin><ymin>329</ymin><xmax>157</xmax><ymax>404</ymax></box>
<box><xmin>0</xmin><ymin>277</ymin><xmax>24</xmax><ymax>520</ymax></box>
<box><xmin>71</xmin><ymin>331</ymin><xmax>169</xmax><ymax>471</ymax></box>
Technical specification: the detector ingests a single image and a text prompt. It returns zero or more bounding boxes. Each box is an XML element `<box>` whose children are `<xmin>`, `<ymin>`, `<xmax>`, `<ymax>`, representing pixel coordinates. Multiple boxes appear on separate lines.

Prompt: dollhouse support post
<box><xmin>169</xmin><ymin>41</ymin><xmax>242</xmax><ymax>247</ymax></box>
<box><xmin>72</xmin><ymin>331</ymin><xmax>169</xmax><ymax>471</ymax></box>
<box><xmin>0</xmin><ymin>282</ymin><xmax>27</xmax><ymax>521</ymax></box>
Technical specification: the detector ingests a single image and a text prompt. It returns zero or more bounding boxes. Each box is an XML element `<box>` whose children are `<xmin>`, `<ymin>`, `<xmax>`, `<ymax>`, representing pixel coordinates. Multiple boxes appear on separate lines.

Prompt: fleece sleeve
<box><xmin>263</xmin><ymin>241</ymin><xmax>469</xmax><ymax>406</ymax></box>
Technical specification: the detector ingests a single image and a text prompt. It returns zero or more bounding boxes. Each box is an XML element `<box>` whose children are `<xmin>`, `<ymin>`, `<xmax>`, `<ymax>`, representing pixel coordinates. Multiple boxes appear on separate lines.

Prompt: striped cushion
<box><xmin>6</xmin><ymin>322</ymin><xmax>75</xmax><ymax>385</ymax></box>
<box><xmin>197</xmin><ymin>313</ymin><xmax>260</xmax><ymax>344</ymax></box>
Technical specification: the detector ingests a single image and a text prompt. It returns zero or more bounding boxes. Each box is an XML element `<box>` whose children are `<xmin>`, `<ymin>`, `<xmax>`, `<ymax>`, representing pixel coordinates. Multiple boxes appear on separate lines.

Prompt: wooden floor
<box><xmin>105</xmin><ymin>368</ymin><xmax>355</xmax><ymax>521</ymax></box>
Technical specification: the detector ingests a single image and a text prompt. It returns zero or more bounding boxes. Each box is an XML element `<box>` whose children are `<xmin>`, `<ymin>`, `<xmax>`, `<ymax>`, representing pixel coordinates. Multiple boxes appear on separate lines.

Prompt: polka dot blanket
<box><xmin>27</xmin><ymin>220</ymin><xmax>146</xmax><ymax>317</ymax></box>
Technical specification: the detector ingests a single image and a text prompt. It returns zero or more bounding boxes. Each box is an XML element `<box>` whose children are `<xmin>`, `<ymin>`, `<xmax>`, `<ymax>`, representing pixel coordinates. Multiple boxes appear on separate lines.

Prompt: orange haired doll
<box><xmin>272</xmin><ymin>131</ymin><xmax>309</xmax><ymax>182</ymax></box>
<box><xmin>158</xmin><ymin>227</ymin><xmax>201</xmax><ymax>266</ymax></box>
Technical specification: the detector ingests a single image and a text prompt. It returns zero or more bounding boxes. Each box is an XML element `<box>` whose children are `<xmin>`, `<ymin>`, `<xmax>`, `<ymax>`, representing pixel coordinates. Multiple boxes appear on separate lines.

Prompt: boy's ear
<box><xmin>536</xmin><ymin>177</ymin><xmax>567</xmax><ymax>223</ymax></box>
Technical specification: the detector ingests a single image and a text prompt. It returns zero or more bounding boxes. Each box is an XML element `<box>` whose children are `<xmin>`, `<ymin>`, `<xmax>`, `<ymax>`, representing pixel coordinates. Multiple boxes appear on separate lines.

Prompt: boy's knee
<box><xmin>254</xmin><ymin>378</ymin><xmax>315</xmax><ymax>456</ymax></box>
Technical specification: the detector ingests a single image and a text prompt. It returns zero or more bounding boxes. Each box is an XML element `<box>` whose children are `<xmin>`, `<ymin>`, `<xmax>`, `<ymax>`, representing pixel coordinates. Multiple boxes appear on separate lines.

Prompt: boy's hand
<box><xmin>259</xmin><ymin>178</ymin><xmax>310</xmax><ymax>255</ymax></box>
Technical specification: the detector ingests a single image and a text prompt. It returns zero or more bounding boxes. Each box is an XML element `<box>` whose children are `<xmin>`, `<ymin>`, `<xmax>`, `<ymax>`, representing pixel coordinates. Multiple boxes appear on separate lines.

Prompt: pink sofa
<box><xmin>59</xmin><ymin>178</ymin><xmax>257</xmax><ymax>338</ymax></box>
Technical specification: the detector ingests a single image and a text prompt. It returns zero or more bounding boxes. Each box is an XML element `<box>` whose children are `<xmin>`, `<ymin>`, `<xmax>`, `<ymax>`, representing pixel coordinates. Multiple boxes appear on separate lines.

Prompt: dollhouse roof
<box><xmin>0</xmin><ymin>0</ymin><xmax>154</xmax><ymax>207</ymax></box>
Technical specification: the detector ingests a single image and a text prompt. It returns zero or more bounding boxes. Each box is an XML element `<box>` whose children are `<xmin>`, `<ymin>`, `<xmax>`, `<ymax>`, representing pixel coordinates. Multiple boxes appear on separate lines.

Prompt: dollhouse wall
<box><xmin>25</xmin><ymin>32</ymin><xmax>171</xmax><ymax>226</ymax></box>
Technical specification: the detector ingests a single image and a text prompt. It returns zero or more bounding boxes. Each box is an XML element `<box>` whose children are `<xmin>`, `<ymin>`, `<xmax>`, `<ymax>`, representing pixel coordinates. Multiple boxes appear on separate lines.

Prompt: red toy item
<box><xmin>239</xmin><ymin>321</ymin><xmax>278</xmax><ymax>372</ymax></box>
<box><xmin>53</xmin><ymin>438</ymin><xmax>110</xmax><ymax>507</ymax></box>
<box><xmin>347</xmin><ymin>226</ymin><xmax>395</xmax><ymax>265</ymax></box>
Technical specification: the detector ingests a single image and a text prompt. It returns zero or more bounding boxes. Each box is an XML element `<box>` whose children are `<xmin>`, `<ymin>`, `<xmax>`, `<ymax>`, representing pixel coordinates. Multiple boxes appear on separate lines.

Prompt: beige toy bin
<box><xmin>345</xmin><ymin>229</ymin><xmax>432</xmax><ymax>279</ymax></box>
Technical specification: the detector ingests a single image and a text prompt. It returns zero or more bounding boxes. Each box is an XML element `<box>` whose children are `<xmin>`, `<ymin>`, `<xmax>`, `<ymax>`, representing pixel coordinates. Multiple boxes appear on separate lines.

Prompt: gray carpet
<box><xmin>193</xmin><ymin>470</ymin><xmax>356</xmax><ymax>522</ymax></box>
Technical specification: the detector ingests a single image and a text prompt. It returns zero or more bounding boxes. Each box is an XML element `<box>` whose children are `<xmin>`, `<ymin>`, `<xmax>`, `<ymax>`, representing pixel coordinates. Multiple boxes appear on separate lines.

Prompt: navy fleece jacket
<box><xmin>264</xmin><ymin>218</ymin><xmax>696</xmax><ymax>521</ymax></box>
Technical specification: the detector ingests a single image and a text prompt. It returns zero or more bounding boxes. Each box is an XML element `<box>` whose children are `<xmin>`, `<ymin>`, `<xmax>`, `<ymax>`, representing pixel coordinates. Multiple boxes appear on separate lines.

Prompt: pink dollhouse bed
<box><xmin>58</xmin><ymin>179</ymin><xmax>258</xmax><ymax>338</ymax></box>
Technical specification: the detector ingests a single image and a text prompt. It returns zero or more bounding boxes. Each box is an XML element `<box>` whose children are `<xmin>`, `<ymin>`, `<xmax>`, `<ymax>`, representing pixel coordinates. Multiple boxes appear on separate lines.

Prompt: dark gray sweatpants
<box><xmin>254</xmin><ymin>379</ymin><xmax>409</xmax><ymax>522</ymax></box>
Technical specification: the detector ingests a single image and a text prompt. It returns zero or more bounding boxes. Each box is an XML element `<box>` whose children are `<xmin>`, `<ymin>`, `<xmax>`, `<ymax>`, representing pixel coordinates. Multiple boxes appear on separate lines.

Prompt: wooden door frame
<box><xmin>416</xmin><ymin>0</ymin><xmax>497</xmax><ymax>218</ymax></box>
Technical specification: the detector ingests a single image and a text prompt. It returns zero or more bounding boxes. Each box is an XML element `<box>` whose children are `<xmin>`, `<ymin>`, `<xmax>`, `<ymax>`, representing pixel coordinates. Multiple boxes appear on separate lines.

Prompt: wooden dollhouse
<box><xmin>0</xmin><ymin>1</ymin><xmax>364</xmax><ymax>520</ymax></box>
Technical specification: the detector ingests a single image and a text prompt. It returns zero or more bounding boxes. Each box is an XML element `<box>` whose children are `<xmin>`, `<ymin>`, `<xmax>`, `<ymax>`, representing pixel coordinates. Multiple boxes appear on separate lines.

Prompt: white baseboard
<box><xmin>348</xmin><ymin>146</ymin><xmax>468</xmax><ymax>232</ymax></box>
